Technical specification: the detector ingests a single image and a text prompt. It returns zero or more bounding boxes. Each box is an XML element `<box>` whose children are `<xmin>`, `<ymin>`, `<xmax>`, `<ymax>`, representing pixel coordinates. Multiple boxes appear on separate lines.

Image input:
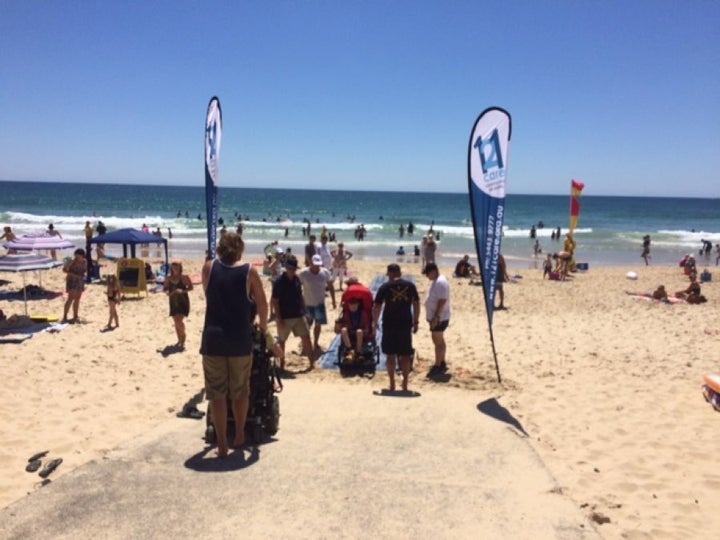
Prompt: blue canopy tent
<box><xmin>89</xmin><ymin>228</ymin><xmax>169</xmax><ymax>267</ymax></box>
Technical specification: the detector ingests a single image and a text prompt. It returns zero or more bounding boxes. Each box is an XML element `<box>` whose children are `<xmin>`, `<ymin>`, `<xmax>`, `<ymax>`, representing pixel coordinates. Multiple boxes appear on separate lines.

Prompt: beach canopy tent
<box><xmin>89</xmin><ymin>228</ymin><xmax>168</xmax><ymax>267</ymax></box>
<box><xmin>0</xmin><ymin>253</ymin><xmax>64</xmax><ymax>316</ymax></box>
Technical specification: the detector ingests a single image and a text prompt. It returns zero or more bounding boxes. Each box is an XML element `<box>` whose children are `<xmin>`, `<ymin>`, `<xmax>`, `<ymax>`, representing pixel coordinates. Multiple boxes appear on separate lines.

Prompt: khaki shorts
<box><xmin>202</xmin><ymin>354</ymin><xmax>252</xmax><ymax>401</ymax></box>
<box><xmin>276</xmin><ymin>316</ymin><xmax>310</xmax><ymax>342</ymax></box>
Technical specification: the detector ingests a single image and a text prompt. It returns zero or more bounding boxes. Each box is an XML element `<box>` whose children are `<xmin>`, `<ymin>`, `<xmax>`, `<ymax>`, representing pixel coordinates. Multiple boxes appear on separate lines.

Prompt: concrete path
<box><xmin>0</xmin><ymin>380</ymin><xmax>600</xmax><ymax>539</ymax></box>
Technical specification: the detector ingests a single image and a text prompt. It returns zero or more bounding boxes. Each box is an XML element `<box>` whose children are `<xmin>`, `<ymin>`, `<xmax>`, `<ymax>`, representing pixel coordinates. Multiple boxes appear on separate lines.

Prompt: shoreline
<box><xmin>0</xmin><ymin>258</ymin><xmax>718</xmax><ymax>538</ymax></box>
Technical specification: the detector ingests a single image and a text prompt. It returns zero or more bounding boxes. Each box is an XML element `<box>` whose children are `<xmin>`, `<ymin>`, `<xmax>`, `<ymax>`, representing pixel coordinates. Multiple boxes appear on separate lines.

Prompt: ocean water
<box><xmin>1</xmin><ymin>180</ymin><xmax>719</xmax><ymax>269</ymax></box>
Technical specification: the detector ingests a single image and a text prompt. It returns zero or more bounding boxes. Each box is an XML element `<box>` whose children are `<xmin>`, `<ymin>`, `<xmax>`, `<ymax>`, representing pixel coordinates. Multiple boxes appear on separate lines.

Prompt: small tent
<box><xmin>89</xmin><ymin>228</ymin><xmax>168</xmax><ymax>267</ymax></box>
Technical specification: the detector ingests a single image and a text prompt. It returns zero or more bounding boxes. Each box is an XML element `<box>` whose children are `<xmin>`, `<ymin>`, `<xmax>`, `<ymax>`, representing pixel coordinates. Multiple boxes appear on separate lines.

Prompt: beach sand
<box><xmin>1</xmin><ymin>255</ymin><xmax>719</xmax><ymax>539</ymax></box>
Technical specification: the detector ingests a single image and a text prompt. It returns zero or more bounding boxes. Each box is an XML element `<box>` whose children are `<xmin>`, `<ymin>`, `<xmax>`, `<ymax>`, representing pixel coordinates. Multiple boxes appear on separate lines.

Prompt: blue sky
<box><xmin>1</xmin><ymin>1</ymin><xmax>718</xmax><ymax>196</ymax></box>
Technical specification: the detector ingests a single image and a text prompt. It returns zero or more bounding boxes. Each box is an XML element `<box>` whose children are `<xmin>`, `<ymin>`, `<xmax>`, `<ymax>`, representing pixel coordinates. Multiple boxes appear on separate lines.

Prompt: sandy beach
<box><xmin>1</xmin><ymin>254</ymin><xmax>719</xmax><ymax>539</ymax></box>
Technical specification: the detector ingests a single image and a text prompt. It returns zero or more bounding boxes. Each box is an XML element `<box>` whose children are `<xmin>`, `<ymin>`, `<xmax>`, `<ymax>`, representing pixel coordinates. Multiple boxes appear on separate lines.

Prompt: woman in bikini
<box><xmin>62</xmin><ymin>249</ymin><xmax>86</xmax><ymax>323</ymax></box>
<box><xmin>164</xmin><ymin>261</ymin><xmax>193</xmax><ymax>349</ymax></box>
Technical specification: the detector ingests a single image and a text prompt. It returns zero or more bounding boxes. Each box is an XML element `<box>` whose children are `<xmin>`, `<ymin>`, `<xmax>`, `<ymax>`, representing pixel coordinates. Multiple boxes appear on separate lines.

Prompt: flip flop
<box><xmin>26</xmin><ymin>459</ymin><xmax>42</xmax><ymax>473</ymax></box>
<box><xmin>27</xmin><ymin>450</ymin><xmax>49</xmax><ymax>463</ymax></box>
<box><xmin>176</xmin><ymin>407</ymin><xmax>205</xmax><ymax>419</ymax></box>
<box><xmin>39</xmin><ymin>458</ymin><xmax>63</xmax><ymax>479</ymax></box>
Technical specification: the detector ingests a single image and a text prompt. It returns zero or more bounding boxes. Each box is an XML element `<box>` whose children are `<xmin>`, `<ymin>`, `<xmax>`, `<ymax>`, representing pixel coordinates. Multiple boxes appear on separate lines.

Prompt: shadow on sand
<box><xmin>477</xmin><ymin>397</ymin><xmax>528</xmax><ymax>437</ymax></box>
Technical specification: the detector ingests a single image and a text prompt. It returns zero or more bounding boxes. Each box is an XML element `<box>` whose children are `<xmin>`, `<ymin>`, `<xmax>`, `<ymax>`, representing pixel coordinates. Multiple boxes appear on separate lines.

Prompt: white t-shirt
<box><xmin>298</xmin><ymin>267</ymin><xmax>332</xmax><ymax>306</ymax></box>
<box><xmin>425</xmin><ymin>274</ymin><xmax>451</xmax><ymax>322</ymax></box>
<box><xmin>316</xmin><ymin>243</ymin><xmax>333</xmax><ymax>269</ymax></box>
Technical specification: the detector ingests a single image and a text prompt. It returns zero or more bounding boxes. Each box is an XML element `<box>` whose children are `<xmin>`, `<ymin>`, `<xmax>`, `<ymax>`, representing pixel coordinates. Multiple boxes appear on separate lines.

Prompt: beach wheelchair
<box><xmin>334</xmin><ymin>287</ymin><xmax>379</xmax><ymax>376</ymax></box>
<box><xmin>205</xmin><ymin>325</ymin><xmax>283</xmax><ymax>445</ymax></box>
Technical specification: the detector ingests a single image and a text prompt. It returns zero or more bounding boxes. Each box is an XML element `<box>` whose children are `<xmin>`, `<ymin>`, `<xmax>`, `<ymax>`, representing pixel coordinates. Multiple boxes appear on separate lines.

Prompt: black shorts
<box><xmin>381</xmin><ymin>324</ymin><xmax>413</xmax><ymax>356</ymax></box>
<box><xmin>429</xmin><ymin>319</ymin><xmax>449</xmax><ymax>332</ymax></box>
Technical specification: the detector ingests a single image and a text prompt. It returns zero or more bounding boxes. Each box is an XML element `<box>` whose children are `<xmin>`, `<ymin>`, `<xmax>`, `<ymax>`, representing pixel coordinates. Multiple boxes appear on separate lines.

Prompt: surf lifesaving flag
<box><xmin>569</xmin><ymin>179</ymin><xmax>585</xmax><ymax>235</ymax></box>
<box><xmin>204</xmin><ymin>96</ymin><xmax>223</xmax><ymax>260</ymax></box>
<box><xmin>468</xmin><ymin>107</ymin><xmax>511</xmax><ymax>383</ymax></box>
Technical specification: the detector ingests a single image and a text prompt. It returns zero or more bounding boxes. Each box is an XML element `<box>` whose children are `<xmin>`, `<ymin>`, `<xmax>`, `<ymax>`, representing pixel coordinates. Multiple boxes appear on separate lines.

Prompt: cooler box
<box><xmin>576</xmin><ymin>262</ymin><xmax>589</xmax><ymax>271</ymax></box>
<box><xmin>700</xmin><ymin>271</ymin><xmax>712</xmax><ymax>283</ymax></box>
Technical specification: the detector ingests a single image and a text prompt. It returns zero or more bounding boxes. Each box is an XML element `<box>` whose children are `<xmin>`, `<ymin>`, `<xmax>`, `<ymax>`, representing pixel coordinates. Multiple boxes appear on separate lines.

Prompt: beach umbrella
<box><xmin>3</xmin><ymin>234</ymin><xmax>75</xmax><ymax>252</ymax></box>
<box><xmin>0</xmin><ymin>253</ymin><xmax>63</xmax><ymax>316</ymax></box>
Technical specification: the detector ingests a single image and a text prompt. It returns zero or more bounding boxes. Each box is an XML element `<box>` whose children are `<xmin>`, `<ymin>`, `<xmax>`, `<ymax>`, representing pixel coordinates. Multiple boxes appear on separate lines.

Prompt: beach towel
<box><xmin>628</xmin><ymin>294</ymin><xmax>684</xmax><ymax>305</ymax></box>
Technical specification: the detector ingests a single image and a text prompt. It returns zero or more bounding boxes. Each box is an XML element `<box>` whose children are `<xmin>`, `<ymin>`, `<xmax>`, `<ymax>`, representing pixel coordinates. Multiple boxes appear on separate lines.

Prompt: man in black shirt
<box><xmin>271</xmin><ymin>256</ymin><xmax>314</xmax><ymax>370</ymax></box>
<box><xmin>373</xmin><ymin>264</ymin><xmax>420</xmax><ymax>391</ymax></box>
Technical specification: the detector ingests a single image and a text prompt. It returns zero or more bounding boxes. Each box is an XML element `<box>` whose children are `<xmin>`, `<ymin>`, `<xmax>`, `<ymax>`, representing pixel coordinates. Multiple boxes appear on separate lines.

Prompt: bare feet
<box><xmin>216</xmin><ymin>445</ymin><xmax>228</xmax><ymax>458</ymax></box>
<box><xmin>232</xmin><ymin>434</ymin><xmax>245</xmax><ymax>449</ymax></box>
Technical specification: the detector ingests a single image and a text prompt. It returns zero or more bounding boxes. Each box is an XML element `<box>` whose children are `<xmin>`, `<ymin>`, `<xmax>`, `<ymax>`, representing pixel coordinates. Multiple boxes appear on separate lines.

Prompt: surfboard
<box><xmin>703</xmin><ymin>374</ymin><xmax>720</xmax><ymax>394</ymax></box>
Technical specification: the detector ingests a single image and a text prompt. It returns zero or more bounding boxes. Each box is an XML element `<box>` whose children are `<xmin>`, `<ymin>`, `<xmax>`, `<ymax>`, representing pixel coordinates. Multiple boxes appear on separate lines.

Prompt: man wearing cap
<box><xmin>372</xmin><ymin>264</ymin><xmax>420</xmax><ymax>391</ymax></box>
<box><xmin>271</xmin><ymin>256</ymin><xmax>315</xmax><ymax>370</ymax></box>
<box><xmin>423</xmin><ymin>263</ymin><xmax>451</xmax><ymax>377</ymax></box>
<box><xmin>299</xmin><ymin>254</ymin><xmax>336</xmax><ymax>352</ymax></box>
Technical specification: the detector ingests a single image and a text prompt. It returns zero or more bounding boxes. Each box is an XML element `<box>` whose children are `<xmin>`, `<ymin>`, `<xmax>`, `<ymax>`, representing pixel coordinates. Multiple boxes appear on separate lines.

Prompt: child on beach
<box><xmin>105</xmin><ymin>275</ymin><xmax>121</xmax><ymax>329</ymax></box>
<box><xmin>543</xmin><ymin>253</ymin><xmax>553</xmax><ymax>279</ymax></box>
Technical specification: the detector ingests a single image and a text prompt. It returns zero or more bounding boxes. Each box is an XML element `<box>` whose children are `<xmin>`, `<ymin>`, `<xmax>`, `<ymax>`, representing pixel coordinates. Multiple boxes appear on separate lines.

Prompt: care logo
<box><xmin>473</xmin><ymin>128</ymin><xmax>506</xmax><ymax>183</ymax></box>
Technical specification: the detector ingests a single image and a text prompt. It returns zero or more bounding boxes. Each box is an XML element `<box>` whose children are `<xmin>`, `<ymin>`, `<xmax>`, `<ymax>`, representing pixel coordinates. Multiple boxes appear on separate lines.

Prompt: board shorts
<box><xmin>381</xmin><ymin>324</ymin><xmax>413</xmax><ymax>356</ymax></box>
<box><xmin>202</xmin><ymin>354</ymin><xmax>252</xmax><ymax>401</ymax></box>
<box><xmin>305</xmin><ymin>303</ymin><xmax>328</xmax><ymax>325</ymax></box>
<box><xmin>277</xmin><ymin>316</ymin><xmax>310</xmax><ymax>342</ymax></box>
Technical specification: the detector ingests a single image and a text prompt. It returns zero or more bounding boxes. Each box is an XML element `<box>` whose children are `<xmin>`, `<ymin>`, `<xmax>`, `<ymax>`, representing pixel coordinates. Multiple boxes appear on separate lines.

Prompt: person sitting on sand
<box><xmin>454</xmin><ymin>255</ymin><xmax>478</xmax><ymax>278</ymax></box>
<box><xmin>675</xmin><ymin>273</ymin><xmax>701</xmax><ymax>299</ymax></box>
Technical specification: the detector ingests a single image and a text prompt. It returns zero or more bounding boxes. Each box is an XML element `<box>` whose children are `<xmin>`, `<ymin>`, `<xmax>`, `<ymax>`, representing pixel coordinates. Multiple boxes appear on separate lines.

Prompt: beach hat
<box><xmin>386</xmin><ymin>263</ymin><xmax>401</xmax><ymax>275</ymax></box>
<box><xmin>311</xmin><ymin>254</ymin><xmax>323</xmax><ymax>266</ymax></box>
<box><xmin>284</xmin><ymin>256</ymin><xmax>298</xmax><ymax>270</ymax></box>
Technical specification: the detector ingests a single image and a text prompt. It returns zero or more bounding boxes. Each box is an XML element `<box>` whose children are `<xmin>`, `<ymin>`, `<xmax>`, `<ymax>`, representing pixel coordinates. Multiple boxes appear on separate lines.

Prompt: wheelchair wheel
<box><xmin>265</xmin><ymin>395</ymin><xmax>280</xmax><ymax>436</ymax></box>
<box><xmin>204</xmin><ymin>424</ymin><xmax>216</xmax><ymax>444</ymax></box>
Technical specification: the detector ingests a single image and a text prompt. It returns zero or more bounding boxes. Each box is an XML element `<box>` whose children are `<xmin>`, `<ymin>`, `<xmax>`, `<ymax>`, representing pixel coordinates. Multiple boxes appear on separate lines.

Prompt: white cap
<box><xmin>311</xmin><ymin>254</ymin><xmax>323</xmax><ymax>266</ymax></box>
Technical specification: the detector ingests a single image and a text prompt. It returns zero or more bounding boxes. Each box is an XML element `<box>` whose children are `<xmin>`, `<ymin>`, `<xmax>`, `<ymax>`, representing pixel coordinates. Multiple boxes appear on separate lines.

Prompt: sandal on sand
<box><xmin>39</xmin><ymin>458</ymin><xmax>63</xmax><ymax>479</ymax></box>
<box><xmin>26</xmin><ymin>459</ymin><xmax>42</xmax><ymax>473</ymax></box>
<box><xmin>176</xmin><ymin>406</ymin><xmax>204</xmax><ymax>420</ymax></box>
<box><xmin>28</xmin><ymin>450</ymin><xmax>49</xmax><ymax>463</ymax></box>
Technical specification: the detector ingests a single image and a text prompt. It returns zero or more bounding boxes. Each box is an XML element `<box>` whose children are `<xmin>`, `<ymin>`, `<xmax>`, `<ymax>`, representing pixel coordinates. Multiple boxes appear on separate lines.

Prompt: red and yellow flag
<box><xmin>569</xmin><ymin>179</ymin><xmax>585</xmax><ymax>234</ymax></box>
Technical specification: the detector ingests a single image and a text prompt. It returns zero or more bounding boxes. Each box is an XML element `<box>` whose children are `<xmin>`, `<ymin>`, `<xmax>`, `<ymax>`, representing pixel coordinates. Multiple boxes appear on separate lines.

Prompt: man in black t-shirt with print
<box><xmin>373</xmin><ymin>264</ymin><xmax>420</xmax><ymax>392</ymax></box>
<box><xmin>271</xmin><ymin>256</ymin><xmax>314</xmax><ymax>371</ymax></box>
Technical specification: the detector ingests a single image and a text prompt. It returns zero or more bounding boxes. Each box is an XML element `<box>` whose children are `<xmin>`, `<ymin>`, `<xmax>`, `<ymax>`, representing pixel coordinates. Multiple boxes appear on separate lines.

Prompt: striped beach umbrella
<box><xmin>0</xmin><ymin>253</ymin><xmax>63</xmax><ymax>316</ymax></box>
<box><xmin>3</xmin><ymin>234</ymin><xmax>75</xmax><ymax>252</ymax></box>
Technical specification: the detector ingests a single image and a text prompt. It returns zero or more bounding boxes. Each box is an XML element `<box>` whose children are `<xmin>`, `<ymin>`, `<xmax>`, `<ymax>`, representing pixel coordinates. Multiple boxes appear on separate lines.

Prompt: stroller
<box><xmin>205</xmin><ymin>326</ymin><xmax>283</xmax><ymax>445</ymax></box>
<box><xmin>335</xmin><ymin>287</ymin><xmax>379</xmax><ymax>375</ymax></box>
